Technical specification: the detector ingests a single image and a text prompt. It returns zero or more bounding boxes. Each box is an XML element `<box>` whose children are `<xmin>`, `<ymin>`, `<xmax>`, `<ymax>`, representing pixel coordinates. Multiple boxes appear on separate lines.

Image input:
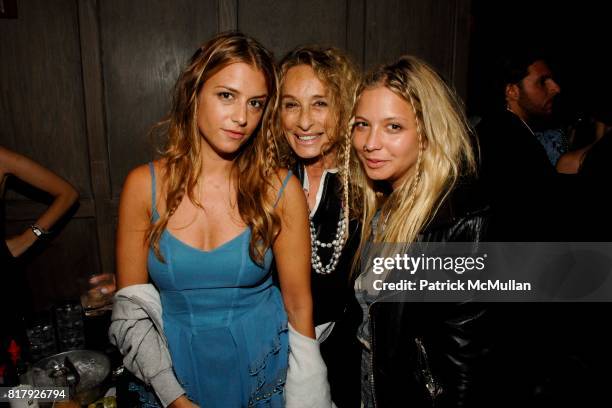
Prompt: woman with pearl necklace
<box><xmin>267</xmin><ymin>45</ymin><xmax>362</xmax><ymax>408</ymax></box>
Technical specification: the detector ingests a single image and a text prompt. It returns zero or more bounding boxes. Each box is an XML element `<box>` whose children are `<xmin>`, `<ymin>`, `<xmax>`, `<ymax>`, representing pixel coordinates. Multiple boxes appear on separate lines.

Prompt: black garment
<box><xmin>575</xmin><ymin>133</ymin><xmax>612</xmax><ymax>240</ymax></box>
<box><xmin>270</xmin><ymin>167</ymin><xmax>361</xmax><ymax>407</ymax></box>
<box><xmin>477</xmin><ymin>113</ymin><xmax>611</xmax><ymax>406</ymax></box>
<box><xmin>534</xmin><ymin>136</ymin><xmax>612</xmax><ymax>407</ymax></box>
<box><xmin>294</xmin><ymin>166</ymin><xmax>361</xmax><ymax>408</ymax></box>
<box><xmin>366</xmin><ymin>184</ymin><xmax>492</xmax><ymax>408</ymax></box>
<box><xmin>0</xmin><ymin>188</ymin><xmax>30</xmax><ymax>365</ymax></box>
<box><xmin>320</xmin><ymin>297</ymin><xmax>361</xmax><ymax>408</ymax></box>
<box><xmin>295</xmin><ymin>166</ymin><xmax>360</xmax><ymax>325</ymax></box>
<box><xmin>1</xmin><ymin>195</ymin><xmax>11</xmax><ymax>265</ymax></box>
<box><xmin>476</xmin><ymin>110</ymin><xmax>561</xmax><ymax>241</ymax></box>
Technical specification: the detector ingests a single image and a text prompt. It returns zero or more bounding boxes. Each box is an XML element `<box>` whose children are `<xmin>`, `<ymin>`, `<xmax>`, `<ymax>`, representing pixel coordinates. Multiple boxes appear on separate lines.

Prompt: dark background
<box><xmin>0</xmin><ymin>0</ymin><xmax>607</xmax><ymax>311</ymax></box>
<box><xmin>468</xmin><ymin>0</ymin><xmax>610</xmax><ymax>120</ymax></box>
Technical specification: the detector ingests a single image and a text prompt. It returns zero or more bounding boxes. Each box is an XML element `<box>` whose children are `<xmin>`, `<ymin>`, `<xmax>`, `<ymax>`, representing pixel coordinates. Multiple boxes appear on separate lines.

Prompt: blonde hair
<box><xmin>266</xmin><ymin>45</ymin><xmax>362</xmax><ymax>228</ymax></box>
<box><xmin>147</xmin><ymin>32</ymin><xmax>280</xmax><ymax>265</ymax></box>
<box><xmin>353</xmin><ymin>55</ymin><xmax>477</xmax><ymax>262</ymax></box>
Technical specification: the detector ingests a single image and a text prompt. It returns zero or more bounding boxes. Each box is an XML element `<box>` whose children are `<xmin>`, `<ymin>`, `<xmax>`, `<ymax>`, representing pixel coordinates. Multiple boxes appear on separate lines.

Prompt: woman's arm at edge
<box><xmin>114</xmin><ymin>163</ymin><xmax>195</xmax><ymax>407</ymax></box>
<box><xmin>273</xmin><ymin>169</ymin><xmax>315</xmax><ymax>339</ymax></box>
<box><xmin>116</xmin><ymin>164</ymin><xmax>151</xmax><ymax>288</ymax></box>
<box><xmin>1</xmin><ymin>146</ymin><xmax>79</xmax><ymax>256</ymax></box>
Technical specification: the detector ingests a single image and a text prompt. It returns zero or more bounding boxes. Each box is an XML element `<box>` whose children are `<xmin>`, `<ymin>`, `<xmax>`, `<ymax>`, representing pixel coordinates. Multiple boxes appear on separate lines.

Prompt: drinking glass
<box><xmin>54</xmin><ymin>302</ymin><xmax>86</xmax><ymax>351</ymax></box>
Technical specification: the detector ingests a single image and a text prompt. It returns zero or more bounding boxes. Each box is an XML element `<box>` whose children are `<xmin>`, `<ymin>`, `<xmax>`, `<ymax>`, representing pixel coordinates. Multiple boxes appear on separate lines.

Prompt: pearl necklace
<box><xmin>309</xmin><ymin>213</ymin><xmax>347</xmax><ymax>275</ymax></box>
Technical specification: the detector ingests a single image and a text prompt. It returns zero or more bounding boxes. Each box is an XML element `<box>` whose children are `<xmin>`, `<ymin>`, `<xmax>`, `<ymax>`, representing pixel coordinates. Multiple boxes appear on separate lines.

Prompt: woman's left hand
<box><xmin>5</xmin><ymin>229</ymin><xmax>37</xmax><ymax>257</ymax></box>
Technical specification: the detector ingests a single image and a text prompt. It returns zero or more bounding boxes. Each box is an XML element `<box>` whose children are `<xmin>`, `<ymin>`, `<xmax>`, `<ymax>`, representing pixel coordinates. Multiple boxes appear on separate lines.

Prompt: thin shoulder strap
<box><xmin>148</xmin><ymin>162</ymin><xmax>157</xmax><ymax>209</ymax></box>
<box><xmin>274</xmin><ymin>170</ymin><xmax>293</xmax><ymax>207</ymax></box>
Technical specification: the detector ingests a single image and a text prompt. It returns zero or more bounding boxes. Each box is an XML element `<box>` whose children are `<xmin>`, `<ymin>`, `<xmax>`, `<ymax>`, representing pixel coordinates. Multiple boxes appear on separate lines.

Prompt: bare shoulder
<box><xmin>125</xmin><ymin>159</ymin><xmax>166</xmax><ymax>186</ymax></box>
<box><xmin>123</xmin><ymin>163</ymin><xmax>150</xmax><ymax>193</ymax></box>
<box><xmin>269</xmin><ymin>168</ymin><xmax>290</xmax><ymax>188</ymax></box>
<box><xmin>271</xmin><ymin>168</ymin><xmax>301</xmax><ymax>197</ymax></box>
<box><xmin>272</xmin><ymin>168</ymin><xmax>307</xmax><ymax>217</ymax></box>
<box><xmin>120</xmin><ymin>161</ymin><xmax>163</xmax><ymax>214</ymax></box>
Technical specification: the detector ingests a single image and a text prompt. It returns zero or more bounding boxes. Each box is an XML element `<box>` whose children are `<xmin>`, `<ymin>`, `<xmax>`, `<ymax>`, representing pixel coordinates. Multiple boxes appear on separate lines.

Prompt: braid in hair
<box><xmin>339</xmin><ymin>119</ymin><xmax>352</xmax><ymax>242</ymax></box>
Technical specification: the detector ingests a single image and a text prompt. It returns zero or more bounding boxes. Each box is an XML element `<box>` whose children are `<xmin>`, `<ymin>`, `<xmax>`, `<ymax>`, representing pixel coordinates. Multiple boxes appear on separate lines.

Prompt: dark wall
<box><xmin>0</xmin><ymin>0</ymin><xmax>471</xmax><ymax>311</ymax></box>
<box><xmin>467</xmin><ymin>0</ymin><xmax>611</xmax><ymax>119</ymax></box>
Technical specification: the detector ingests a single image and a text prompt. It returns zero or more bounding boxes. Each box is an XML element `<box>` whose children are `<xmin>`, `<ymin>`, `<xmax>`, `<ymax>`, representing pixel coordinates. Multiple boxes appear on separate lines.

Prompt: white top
<box><xmin>302</xmin><ymin>167</ymin><xmax>338</xmax><ymax>216</ymax></box>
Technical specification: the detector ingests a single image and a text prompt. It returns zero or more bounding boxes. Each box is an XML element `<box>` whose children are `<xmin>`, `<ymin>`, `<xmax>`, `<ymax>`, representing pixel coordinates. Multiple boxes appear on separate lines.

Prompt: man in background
<box><xmin>477</xmin><ymin>52</ymin><xmax>562</xmax><ymax>241</ymax></box>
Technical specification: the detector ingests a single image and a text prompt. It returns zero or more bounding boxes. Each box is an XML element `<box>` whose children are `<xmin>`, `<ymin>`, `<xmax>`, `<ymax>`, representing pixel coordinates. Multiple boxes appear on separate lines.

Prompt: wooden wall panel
<box><xmin>218</xmin><ymin>0</ymin><xmax>238</xmax><ymax>31</ymax></box>
<box><xmin>77</xmin><ymin>0</ymin><xmax>114</xmax><ymax>274</ymax></box>
<box><xmin>99</xmin><ymin>0</ymin><xmax>218</xmax><ymax>198</ymax></box>
<box><xmin>238</xmin><ymin>0</ymin><xmax>349</xmax><ymax>60</ymax></box>
<box><xmin>0</xmin><ymin>0</ymin><xmax>91</xmax><ymax>197</ymax></box>
<box><xmin>452</xmin><ymin>0</ymin><xmax>471</xmax><ymax>99</ymax></box>
<box><xmin>346</xmin><ymin>0</ymin><xmax>366</xmax><ymax>67</ymax></box>
<box><xmin>364</xmin><ymin>0</ymin><xmax>471</xmax><ymax>96</ymax></box>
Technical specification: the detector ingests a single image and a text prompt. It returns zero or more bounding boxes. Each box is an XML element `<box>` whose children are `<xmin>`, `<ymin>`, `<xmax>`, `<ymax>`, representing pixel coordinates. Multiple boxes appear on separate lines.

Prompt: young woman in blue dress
<box><xmin>115</xmin><ymin>32</ymin><xmax>317</xmax><ymax>408</ymax></box>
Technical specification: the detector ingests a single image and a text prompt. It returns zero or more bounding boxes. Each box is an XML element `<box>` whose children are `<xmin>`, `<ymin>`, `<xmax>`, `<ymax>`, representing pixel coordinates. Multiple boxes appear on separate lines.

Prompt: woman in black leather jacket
<box><xmin>268</xmin><ymin>46</ymin><xmax>362</xmax><ymax>407</ymax></box>
<box><xmin>351</xmin><ymin>56</ymin><xmax>490</xmax><ymax>407</ymax></box>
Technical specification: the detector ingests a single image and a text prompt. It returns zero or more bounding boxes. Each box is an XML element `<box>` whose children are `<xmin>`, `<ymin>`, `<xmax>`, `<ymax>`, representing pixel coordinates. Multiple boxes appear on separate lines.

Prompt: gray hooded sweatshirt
<box><xmin>108</xmin><ymin>284</ymin><xmax>184</xmax><ymax>407</ymax></box>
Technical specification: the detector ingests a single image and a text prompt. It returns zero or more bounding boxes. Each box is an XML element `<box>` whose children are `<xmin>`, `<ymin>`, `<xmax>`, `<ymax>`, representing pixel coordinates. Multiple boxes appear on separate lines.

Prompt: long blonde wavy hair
<box><xmin>147</xmin><ymin>32</ymin><xmax>280</xmax><ymax>265</ymax></box>
<box><xmin>353</xmin><ymin>55</ymin><xmax>477</xmax><ymax>261</ymax></box>
<box><xmin>266</xmin><ymin>46</ymin><xmax>361</xmax><ymax>227</ymax></box>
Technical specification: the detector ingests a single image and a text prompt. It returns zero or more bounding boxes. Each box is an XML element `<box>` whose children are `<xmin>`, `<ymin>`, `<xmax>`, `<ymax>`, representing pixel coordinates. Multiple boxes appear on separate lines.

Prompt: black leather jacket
<box><xmin>367</xmin><ymin>185</ymin><xmax>490</xmax><ymax>408</ymax></box>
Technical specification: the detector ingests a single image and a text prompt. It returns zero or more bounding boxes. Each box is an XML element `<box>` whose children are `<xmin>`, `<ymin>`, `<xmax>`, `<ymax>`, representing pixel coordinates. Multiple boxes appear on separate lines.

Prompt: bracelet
<box><xmin>30</xmin><ymin>224</ymin><xmax>50</xmax><ymax>239</ymax></box>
